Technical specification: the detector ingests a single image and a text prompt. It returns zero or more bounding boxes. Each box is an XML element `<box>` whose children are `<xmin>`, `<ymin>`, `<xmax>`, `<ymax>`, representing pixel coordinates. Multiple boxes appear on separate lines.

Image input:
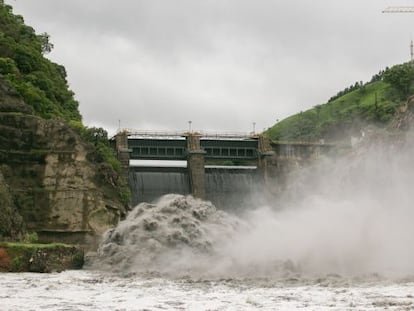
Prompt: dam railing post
<box><xmin>186</xmin><ymin>133</ymin><xmax>206</xmax><ymax>199</ymax></box>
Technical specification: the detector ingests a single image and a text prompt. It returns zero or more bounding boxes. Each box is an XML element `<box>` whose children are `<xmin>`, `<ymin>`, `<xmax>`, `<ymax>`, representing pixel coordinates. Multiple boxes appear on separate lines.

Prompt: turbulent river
<box><xmin>2</xmin><ymin>270</ymin><xmax>414</xmax><ymax>310</ymax></box>
<box><xmin>3</xmin><ymin>134</ymin><xmax>414</xmax><ymax>310</ymax></box>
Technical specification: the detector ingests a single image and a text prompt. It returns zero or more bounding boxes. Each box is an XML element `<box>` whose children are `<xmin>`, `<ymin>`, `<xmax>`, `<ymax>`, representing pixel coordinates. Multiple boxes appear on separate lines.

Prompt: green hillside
<box><xmin>266</xmin><ymin>63</ymin><xmax>414</xmax><ymax>142</ymax></box>
<box><xmin>0</xmin><ymin>0</ymin><xmax>80</xmax><ymax>121</ymax></box>
<box><xmin>0</xmin><ymin>1</ymin><xmax>121</xmax><ymax>171</ymax></box>
<box><xmin>0</xmin><ymin>1</ymin><xmax>129</xmax><ymax>206</ymax></box>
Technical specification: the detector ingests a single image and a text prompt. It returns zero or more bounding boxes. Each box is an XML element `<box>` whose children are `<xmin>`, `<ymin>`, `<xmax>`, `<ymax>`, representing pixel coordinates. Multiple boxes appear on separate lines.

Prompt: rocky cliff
<box><xmin>390</xmin><ymin>95</ymin><xmax>414</xmax><ymax>131</ymax></box>
<box><xmin>0</xmin><ymin>77</ymin><xmax>125</xmax><ymax>245</ymax></box>
<box><xmin>0</xmin><ymin>170</ymin><xmax>24</xmax><ymax>239</ymax></box>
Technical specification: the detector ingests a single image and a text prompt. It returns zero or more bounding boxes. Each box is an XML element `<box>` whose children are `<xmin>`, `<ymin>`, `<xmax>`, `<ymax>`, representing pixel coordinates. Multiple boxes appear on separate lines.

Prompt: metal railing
<box><xmin>118</xmin><ymin>129</ymin><xmax>260</xmax><ymax>140</ymax></box>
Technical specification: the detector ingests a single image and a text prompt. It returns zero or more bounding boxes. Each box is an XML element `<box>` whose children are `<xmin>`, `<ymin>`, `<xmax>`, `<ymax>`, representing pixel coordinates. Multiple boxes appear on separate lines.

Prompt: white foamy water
<box><xmin>91</xmin><ymin>133</ymin><xmax>414</xmax><ymax>280</ymax></box>
<box><xmin>1</xmin><ymin>270</ymin><xmax>414</xmax><ymax>310</ymax></box>
<box><xmin>4</xmin><ymin>133</ymin><xmax>414</xmax><ymax>310</ymax></box>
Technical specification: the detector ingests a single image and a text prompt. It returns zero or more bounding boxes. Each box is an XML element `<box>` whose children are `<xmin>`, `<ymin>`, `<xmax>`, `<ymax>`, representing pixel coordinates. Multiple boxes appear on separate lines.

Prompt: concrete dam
<box><xmin>129</xmin><ymin>165</ymin><xmax>262</xmax><ymax>209</ymax></box>
<box><xmin>114</xmin><ymin>130</ymin><xmax>328</xmax><ymax>209</ymax></box>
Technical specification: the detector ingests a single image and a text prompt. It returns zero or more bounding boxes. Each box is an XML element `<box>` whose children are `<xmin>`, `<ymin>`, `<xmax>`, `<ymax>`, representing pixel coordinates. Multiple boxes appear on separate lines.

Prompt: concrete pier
<box><xmin>115</xmin><ymin>131</ymin><xmax>131</xmax><ymax>180</ymax></box>
<box><xmin>257</xmin><ymin>135</ymin><xmax>275</xmax><ymax>184</ymax></box>
<box><xmin>186</xmin><ymin>133</ymin><xmax>206</xmax><ymax>199</ymax></box>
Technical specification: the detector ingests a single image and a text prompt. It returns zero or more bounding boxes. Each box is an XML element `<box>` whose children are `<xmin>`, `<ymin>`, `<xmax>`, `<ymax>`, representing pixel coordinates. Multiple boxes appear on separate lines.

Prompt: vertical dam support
<box><xmin>115</xmin><ymin>131</ymin><xmax>131</xmax><ymax>182</ymax></box>
<box><xmin>257</xmin><ymin>135</ymin><xmax>275</xmax><ymax>185</ymax></box>
<box><xmin>186</xmin><ymin>133</ymin><xmax>206</xmax><ymax>199</ymax></box>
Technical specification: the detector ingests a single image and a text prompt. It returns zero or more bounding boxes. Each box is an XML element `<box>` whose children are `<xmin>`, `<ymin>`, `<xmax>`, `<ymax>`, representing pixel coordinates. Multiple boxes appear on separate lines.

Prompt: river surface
<box><xmin>4</xmin><ymin>134</ymin><xmax>414</xmax><ymax>310</ymax></box>
<box><xmin>1</xmin><ymin>270</ymin><xmax>414</xmax><ymax>310</ymax></box>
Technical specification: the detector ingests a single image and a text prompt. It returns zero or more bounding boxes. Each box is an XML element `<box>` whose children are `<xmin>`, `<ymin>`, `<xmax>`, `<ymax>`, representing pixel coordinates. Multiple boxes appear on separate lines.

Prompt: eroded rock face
<box><xmin>0</xmin><ymin>171</ymin><xmax>24</xmax><ymax>239</ymax></box>
<box><xmin>391</xmin><ymin>96</ymin><xmax>414</xmax><ymax>131</ymax></box>
<box><xmin>0</xmin><ymin>77</ymin><xmax>125</xmax><ymax>244</ymax></box>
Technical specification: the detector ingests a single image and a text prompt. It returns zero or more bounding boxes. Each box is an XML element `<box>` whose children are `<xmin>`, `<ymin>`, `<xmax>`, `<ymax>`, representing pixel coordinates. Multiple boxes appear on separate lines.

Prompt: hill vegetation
<box><xmin>0</xmin><ymin>1</ymin><xmax>124</xmax><ymax>181</ymax></box>
<box><xmin>0</xmin><ymin>0</ymin><xmax>130</xmax><ymax>237</ymax></box>
<box><xmin>0</xmin><ymin>0</ymin><xmax>80</xmax><ymax>121</ymax></box>
<box><xmin>266</xmin><ymin>62</ymin><xmax>414</xmax><ymax>142</ymax></box>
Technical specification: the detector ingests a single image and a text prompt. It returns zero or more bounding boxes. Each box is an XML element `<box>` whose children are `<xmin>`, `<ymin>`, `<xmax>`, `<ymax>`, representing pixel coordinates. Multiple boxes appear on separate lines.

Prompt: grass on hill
<box><xmin>266</xmin><ymin>63</ymin><xmax>413</xmax><ymax>142</ymax></box>
<box><xmin>1</xmin><ymin>242</ymin><xmax>71</xmax><ymax>249</ymax></box>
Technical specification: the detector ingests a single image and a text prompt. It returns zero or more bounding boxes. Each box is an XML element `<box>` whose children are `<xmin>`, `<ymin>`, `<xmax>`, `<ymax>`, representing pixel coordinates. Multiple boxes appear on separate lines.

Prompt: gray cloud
<box><xmin>6</xmin><ymin>0</ymin><xmax>414</xmax><ymax>134</ymax></box>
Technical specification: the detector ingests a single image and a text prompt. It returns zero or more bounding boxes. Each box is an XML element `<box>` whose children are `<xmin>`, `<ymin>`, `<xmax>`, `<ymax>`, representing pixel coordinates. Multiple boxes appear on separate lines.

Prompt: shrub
<box><xmin>22</xmin><ymin>232</ymin><xmax>38</xmax><ymax>243</ymax></box>
<box><xmin>0</xmin><ymin>57</ymin><xmax>18</xmax><ymax>74</ymax></box>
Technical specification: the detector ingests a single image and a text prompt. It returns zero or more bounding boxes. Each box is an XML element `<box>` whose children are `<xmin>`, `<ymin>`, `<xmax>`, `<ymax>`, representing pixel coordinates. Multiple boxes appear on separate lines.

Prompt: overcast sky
<box><xmin>5</xmin><ymin>0</ymin><xmax>414</xmax><ymax>134</ymax></box>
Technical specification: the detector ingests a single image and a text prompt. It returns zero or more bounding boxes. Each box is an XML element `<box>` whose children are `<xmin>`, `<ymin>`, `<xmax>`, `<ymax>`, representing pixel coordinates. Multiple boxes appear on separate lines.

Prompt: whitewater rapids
<box><xmin>1</xmin><ymin>270</ymin><xmax>414</xmax><ymax>310</ymax></box>
<box><xmin>4</xmin><ymin>132</ymin><xmax>414</xmax><ymax>310</ymax></box>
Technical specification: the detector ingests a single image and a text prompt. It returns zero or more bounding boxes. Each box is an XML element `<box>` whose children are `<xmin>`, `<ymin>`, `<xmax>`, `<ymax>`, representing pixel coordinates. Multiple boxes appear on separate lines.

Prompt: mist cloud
<box><xmin>92</xmin><ymin>132</ymin><xmax>414</xmax><ymax>279</ymax></box>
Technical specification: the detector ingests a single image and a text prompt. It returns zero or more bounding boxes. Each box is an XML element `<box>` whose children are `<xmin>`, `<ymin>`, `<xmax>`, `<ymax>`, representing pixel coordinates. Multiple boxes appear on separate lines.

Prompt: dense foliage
<box><xmin>0</xmin><ymin>1</ymin><xmax>80</xmax><ymax>121</ymax></box>
<box><xmin>383</xmin><ymin>64</ymin><xmax>414</xmax><ymax>98</ymax></box>
<box><xmin>266</xmin><ymin>62</ymin><xmax>414</xmax><ymax>142</ymax></box>
<box><xmin>0</xmin><ymin>1</ymin><xmax>129</xmax><ymax>205</ymax></box>
<box><xmin>0</xmin><ymin>1</ymin><xmax>123</xmax><ymax>178</ymax></box>
<box><xmin>69</xmin><ymin>122</ymin><xmax>131</xmax><ymax>205</ymax></box>
<box><xmin>69</xmin><ymin>121</ymin><xmax>121</xmax><ymax>172</ymax></box>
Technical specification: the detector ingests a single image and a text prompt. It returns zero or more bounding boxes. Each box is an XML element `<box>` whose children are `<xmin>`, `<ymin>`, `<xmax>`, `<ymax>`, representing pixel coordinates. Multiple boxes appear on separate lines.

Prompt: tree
<box><xmin>383</xmin><ymin>64</ymin><xmax>414</xmax><ymax>98</ymax></box>
<box><xmin>38</xmin><ymin>32</ymin><xmax>54</xmax><ymax>54</ymax></box>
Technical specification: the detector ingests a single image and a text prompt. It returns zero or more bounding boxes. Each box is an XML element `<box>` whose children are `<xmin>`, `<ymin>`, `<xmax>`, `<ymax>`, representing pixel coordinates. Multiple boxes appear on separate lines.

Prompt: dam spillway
<box><xmin>129</xmin><ymin>166</ymin><xmax>191</xmax><ymax>206</ymax></box>
<box><xmin>129</xmin><ymin>164</ymin><xmax>260</xmax><ymax>210</ymax></box>
<box><xmin>114</xmin><ymin>130</ymin><xmax>331</xmax><ymax>209</ymax></box>
<box><xmin>204</xmin><ymin>166</ymin><xmax>261</xmax><ymax>209</ymax></box>
<box><xmin>115</xmin><ymin>131</ymin><xmax>275</xmax><ymax>208</ymax></box>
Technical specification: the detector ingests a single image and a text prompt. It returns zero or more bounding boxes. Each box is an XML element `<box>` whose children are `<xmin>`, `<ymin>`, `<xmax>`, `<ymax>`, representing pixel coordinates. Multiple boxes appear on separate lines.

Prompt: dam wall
<box><xmin>129</xmin><ymin>166</ymin><xmax>261</xmax><ymax>210</ymax></box>
<box><xmin>114</xmin><ymin>131</ymin><xmax>332</xmax><ymax>209</ymax></box>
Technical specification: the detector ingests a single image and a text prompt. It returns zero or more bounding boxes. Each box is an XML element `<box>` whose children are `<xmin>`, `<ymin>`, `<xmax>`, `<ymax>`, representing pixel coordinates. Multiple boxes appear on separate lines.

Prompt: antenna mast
<box><xmin>411</xmin><ymin>40</ymin><xmax>414</xmax><ymax>62</ymax></box>
<box><xmin>383</xmin><ymin>5</ymin><xmax>414</xmax><ymax>63</ymax></box>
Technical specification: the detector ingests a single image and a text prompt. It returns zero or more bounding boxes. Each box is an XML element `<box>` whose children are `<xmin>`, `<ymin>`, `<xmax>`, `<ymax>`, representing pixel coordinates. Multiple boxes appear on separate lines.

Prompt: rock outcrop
<box><xmin>0</xmin><ymin>242</ymin><xmax>84</xmax><ymax>272</ymax></box>
<box><xmin>390</xmin><ymin>95</ymin><xmax>414</xmax><ymax>131</ymax></box>
<box><xmin>0</xmin><ymin>171</ymin><xmax>24</xmax><ymax>239</ymax></box>
<box><xmin>0</xmin><ymin>77</ymin><xmax>125</xmax><ymax>245</ymax></box>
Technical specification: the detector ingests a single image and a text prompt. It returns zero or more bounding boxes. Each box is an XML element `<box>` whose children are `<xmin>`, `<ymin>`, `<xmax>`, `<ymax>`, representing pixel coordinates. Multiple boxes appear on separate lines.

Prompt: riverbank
<box><xmin>0</xmin><ymin>242</ymin><xmax>84</xmax><ymax>272</ymax></box>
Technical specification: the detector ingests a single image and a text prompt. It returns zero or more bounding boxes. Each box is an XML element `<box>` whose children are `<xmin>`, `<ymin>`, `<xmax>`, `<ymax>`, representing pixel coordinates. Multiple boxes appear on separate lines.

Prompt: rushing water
<box><xmin>1</xmin><ymin>270</ymin><xmax>414</xmax><ymax>310</ymax></box>
<box><xmin>130</xmin><ymin>170</ymin><xmax>191</xmax><ymax>204</ymax></box>
<box><xmin>205</xmin><ymin>167</ymin><xmax>261</xmax><ymax>210</ymax></box>
<box><xmin>129</xmin><ymin>166</ymin><xmax>260</xmax><ymax>209</ymax></box>
<box><xmin>3</xmin><ymin>134</ymin><xmax>414</xmax><ymax>310</ymax></box>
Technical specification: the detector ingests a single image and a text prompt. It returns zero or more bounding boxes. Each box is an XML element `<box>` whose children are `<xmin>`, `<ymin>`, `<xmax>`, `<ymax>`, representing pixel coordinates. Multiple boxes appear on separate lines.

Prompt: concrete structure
<box><xmin>270</xmin><ymin>141</ymin><xmax>334</xmax><ymax>160</ymax></box>
<box><xmin>125</xmin><ymin>134</ymin><xmax>261</xmax><ymax>161</ymax></box>
<box><xmin>115</xmin><ymin>131</ymin><xmax>131</xmax><ymax>178</ymax></box>
<box><xmin>114</xmin><ymin>130</ymin><xmax>332</xmax><ymax>204</ymax></box>
<box><xmin>186</xmin><ymin>133</ymin><xmax>206</xmax><ymax>199</ymax></box>
<box><xmin>114</xmin><ymin>131</ymin><xmax>274</xmax><ymax>200</ymax></box>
